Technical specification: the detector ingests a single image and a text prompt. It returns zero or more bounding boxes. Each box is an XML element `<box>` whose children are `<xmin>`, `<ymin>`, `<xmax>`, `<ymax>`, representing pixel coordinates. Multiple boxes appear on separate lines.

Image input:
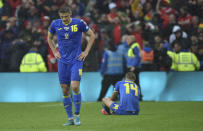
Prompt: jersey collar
<box><xmin>63</xmin><ymin>18</ymin><xmax>72</xmax><ymax>26</ymax></box>
<box><xmin>125</xmin><ymin>80</ymin><xmax>135</xmax><ymax>84</ymax></box>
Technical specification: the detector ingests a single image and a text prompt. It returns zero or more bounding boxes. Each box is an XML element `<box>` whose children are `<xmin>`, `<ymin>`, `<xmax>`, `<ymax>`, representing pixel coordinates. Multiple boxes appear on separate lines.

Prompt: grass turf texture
<box><xmin>0</xmin><ymin>102</ymin><xmax>203</xmax><ymax>131</ymax></box>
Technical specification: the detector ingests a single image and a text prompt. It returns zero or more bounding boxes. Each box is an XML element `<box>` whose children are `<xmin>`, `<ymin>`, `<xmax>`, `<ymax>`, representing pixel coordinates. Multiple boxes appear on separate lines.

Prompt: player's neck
<box><xmin>63</xmin><ymin>18</ymin><xmax>72</xmax><ymax>26</ymax></box>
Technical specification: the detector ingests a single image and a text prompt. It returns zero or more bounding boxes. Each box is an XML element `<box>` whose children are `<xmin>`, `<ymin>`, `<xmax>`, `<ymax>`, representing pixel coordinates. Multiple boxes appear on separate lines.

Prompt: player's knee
<box><xmin>102</xmin><ymin>98</ymin><xmax>108</xmax><ymax>103</ymax></box>
<box><xmin>72</xmin><ymin>86</ymin><xmax>79</xmax><ymax>93</ymax></box>
<box><xmin>61</xmin><ymin>84</ymin><xmax>70</xmax><ymax>95</ymax></box>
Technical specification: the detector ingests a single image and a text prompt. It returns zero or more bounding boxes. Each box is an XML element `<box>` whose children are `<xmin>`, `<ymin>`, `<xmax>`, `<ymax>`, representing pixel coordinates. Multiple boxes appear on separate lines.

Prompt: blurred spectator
<box><xmin>156</xmin><ymin>0</ymin><xmax>177</xmax><ymax>29</ymax></box>
<box><xmin>0</xmin><ymin>17</ymin><xmax>18</xmax><ymax>72</ymax></box>
<box><xmin>71</xmin><ymin>0</ymin><xmax>85</xmax><ymax>17</ymax></box>
<box><xmin>112</xmin><ymin>17</ymin><xmax>122</xmax><ymax>45</ymax></box>
<box><xmin>97</xmin><ymin>29</ymin><xmax>111</xmax><ymax>63</ymax></box>
<box><xmin>190</xmin><ymin>37</ymin><xmax>200</xmax><ymax>59</ymax></box>
<box><xmin>8</xmin><ymin>0</ymin><xmax>21</xmax><ymax>16</ymax></box>
<box><xmin>95</xmin><ymin>0</ymin><xmax>109</xmax><ymax>14</ymax></box>
<box><xmin>18</xmin><ymin>20</ymin><xmax>32</xmax><ymax>41</ymax></box>
<box><xmin>130</xmin><ymin>0</ymin><xmax>143</xmax><ymax>21</ymax></box>
<box><xmin>107</xmin><ymin>2</ymin><xmax>119</xmax><ymax>24</ymax></box>
<box><xmin>187</xmin><ymin>0</ymin><xmax>203</xmax><ymax>18</ymax></box>
<box><xmin>43</xmin><ymin>0</ymin><xmax>59</xmax><ymax>20</ymax></box>
<box><xmin>169</xmin><ymin>25</ymin><xmax>190</xmax><ymax>49</ymax></box>
<box><xmin>141</xmin><ymin>41</ymin><xmax>155</xmax><ymax>71</ymax></box>
<box><xmin>126</xmin><ymin>21</ymin><xmax>143</xmax><ymax>48</ymax></box>
<box><xmin>188</xmin><ymin>16</ymin><xmax>200</xmax><ymax>36</ymax></box>
<box><xmin>16</xmin><ymin>1</ymin><xmax>30</xmax><ymax>29</ymax></box>
<box><xmin>5</xmin><ymin>16</ymin><xmax>18</xmax><ymax>35</ymax></box>
<box><xmin>153</xmin><ymin>35</ymin><xmax>172</xmax><ymax>71</ymax></box>
<box><xmin>1</xmin><ymin>0</ymin><xmax>11</xmax><ymax>17</ymax></box>
<box><xmin>97</xmin><ymin>13</ymin><xmax>110</xmax><ymax>34</ymax></box>
<box><xmin>0</xmin><ymin>29</ymin><xmax>16</xmax><ymax>72</ymax></box>
<box><xmin>20</xmin><ymin>44</ymin><xmax>47</xmax><ymax>72</ymax></box>
<box><xmin>98</xmin><ymin>41</ymin><xmax>124</xmax><ymax>101</ymax></box>
<box><xmin>163</xmin><ymin>14</ymin><xmax>177</xmax><ymax>39</ymax></box>
<box><xmin>177</xmin><ymin>6</ymin><xmax>193</xmax><ymax>32</ymax></box>
<box><xmin>174</xmin><ymin>41</ymin><xmax>200</xmax><ymax>71</ymax></box>
<box><xmin>127</xmin><ymin>35</ymin><xmax>141</xmax><ymax>71</ymax></box>
<box><xmin>7</xmin><ymin>38</ymin><xmax>29</xmax><ymax>72</ymax></box>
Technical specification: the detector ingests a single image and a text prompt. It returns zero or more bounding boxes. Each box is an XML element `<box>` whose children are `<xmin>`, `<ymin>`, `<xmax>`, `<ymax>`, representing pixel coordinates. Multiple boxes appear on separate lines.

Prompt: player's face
<box><xmin>59</xmin><ymin>12</ymin><xmax>71</xmax><ymax>25</ymax></box>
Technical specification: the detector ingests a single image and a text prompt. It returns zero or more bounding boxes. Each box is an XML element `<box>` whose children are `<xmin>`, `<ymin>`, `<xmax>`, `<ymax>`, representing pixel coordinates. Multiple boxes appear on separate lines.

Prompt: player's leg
<box><xmin>61</xmin><ymin>84</ymin><xmax>74</xmax><ymax>125</ymax></box>
<box><xmin>71</xmin><ymin>81</ymin><xmax>81</xmax><ymax>116</ymax></box>
<box><xmin>71</xmin><ymin>61</ymin><xmax>83</xmax><ymax>125</ymax></box>
<box><xmin>102</xmin><ymin>98</ymin><xmax>113</xmax><ymax>108</ymax></box>
<box><xmin>102</xmin><ymin>98</ymin><xmax>113</xmax><ymax>114</ymax></box>
<box><xmin>58</xmin><ymin>61</ymin><xmax>73</xmax><ymax>125</ymax></box>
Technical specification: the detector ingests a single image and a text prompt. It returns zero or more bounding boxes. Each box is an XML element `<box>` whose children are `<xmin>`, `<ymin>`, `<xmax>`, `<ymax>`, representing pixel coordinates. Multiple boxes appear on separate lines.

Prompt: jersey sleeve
<box><xmin>114</xmin><ymin>81</ymin><xmax>120</xmax><ymax>92</ymax></box>
<box><xmin>79</xmin><ymin>19</ymin><xmax>89</xmax><ymax>33</ymax></box>
<box><xmin>49</xmin><ymin>20</ymin><xmax>56</xmax><ymax>34</ymax></box>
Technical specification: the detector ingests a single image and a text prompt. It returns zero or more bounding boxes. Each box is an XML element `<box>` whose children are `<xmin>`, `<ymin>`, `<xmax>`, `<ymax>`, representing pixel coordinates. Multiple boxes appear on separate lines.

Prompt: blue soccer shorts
<box><xmin>110</xmin><ymin>102</ymin><xmax>139</xmax><ymax>115</ymax></box>
<box><xmin>58</xmin><ymin>60</ymin><xmax>83</xmax><ymax>86</ymax></box>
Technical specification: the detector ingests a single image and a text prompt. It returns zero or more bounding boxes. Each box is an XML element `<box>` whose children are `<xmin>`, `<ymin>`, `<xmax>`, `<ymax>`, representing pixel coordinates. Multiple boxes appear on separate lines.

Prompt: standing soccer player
<box><xmin>47</xmin><ymin>4</ymin><xmax>95</xmax><ymax>126</ymax></box>
<box><xmin>102</xmin><ymin>72</ymin><xmax>140</xmax><ymax>115</ymax></box>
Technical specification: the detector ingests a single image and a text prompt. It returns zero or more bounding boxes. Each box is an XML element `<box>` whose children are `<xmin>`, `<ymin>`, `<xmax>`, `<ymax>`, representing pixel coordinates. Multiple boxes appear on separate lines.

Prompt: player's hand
<box><xmin>78</xmin><ymin>51</ymin><xmax>88</xmax><ymax>61</ymax></box>
<box><xmin>54</xmin><ymin>51</ymin><xmax>61</xmax><ymax>59</ymax></box>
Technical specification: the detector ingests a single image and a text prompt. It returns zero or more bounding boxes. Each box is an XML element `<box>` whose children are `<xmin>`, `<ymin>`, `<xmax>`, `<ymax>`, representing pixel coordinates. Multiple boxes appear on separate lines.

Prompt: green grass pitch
<box><xmin>0</xmin><ymin>102</ymin><xmax>203</xmax><ymax>131</ymax></box>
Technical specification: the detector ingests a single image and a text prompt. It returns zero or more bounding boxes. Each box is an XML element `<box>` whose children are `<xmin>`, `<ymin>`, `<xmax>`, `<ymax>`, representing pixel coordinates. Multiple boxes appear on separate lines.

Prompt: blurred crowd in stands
<box><xmin>0</xmin><ymin>0</ymin><xmax>203</xmax><ymax>72</ymax></box>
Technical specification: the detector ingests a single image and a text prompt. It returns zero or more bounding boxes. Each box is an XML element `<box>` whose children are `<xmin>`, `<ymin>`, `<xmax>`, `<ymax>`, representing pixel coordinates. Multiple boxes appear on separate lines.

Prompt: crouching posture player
<box><xmin>102</xmin><ymin>72</ymin><xmax>140</xmax><ymax>115</ymax></box>
<box><xmin>47</xmin><ymin>4</ymin><xmax>95</xmax><ymax>126</ymax></box>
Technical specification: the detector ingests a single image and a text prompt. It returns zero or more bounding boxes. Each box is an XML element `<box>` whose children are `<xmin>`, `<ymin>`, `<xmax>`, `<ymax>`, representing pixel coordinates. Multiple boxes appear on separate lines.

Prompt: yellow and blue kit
<box><xmin>49</xmin><ymin>18</ymin><xmax>89</xmax><ymax>85</ymax></box>
<box><xmin>110</xmin><ymin>80</ymin><xmax>140</xmax><ymax>115</ymax></box>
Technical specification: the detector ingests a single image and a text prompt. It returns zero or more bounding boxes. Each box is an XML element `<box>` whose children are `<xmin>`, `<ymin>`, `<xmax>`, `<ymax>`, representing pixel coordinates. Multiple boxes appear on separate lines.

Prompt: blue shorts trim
<box><xmin>58</xmin><ymin>60</ymin><xmax>83</xmax><ymax>85</ymax></box>
<box><xmin>110</xmin><ymin>102</ymin><xmax>139</xmax><ymax>115</ymax></box>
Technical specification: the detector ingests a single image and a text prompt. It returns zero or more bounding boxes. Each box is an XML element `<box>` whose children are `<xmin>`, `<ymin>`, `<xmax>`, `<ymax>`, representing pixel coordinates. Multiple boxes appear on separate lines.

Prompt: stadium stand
<box><xmin>0</xmin><ymin>0</ymin><xmax>203</xmax><ymax>72</ymax></box>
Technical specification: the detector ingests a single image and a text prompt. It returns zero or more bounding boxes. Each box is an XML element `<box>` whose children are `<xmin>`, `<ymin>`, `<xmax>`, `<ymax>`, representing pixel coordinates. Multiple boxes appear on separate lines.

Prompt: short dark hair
<box><xmin>173</xmin><ymin>40</ymin><xmax>182</xmax><ymax>47</ymax></box>
<box><xmin>125</xmin><ymin>72</ymin><xmax>136</xmax><ymax>82</ymax></box>
<box><xmin>58</xmin><ymin>4</ymin><xmax>71</xmax><ymax>14</ymax></box>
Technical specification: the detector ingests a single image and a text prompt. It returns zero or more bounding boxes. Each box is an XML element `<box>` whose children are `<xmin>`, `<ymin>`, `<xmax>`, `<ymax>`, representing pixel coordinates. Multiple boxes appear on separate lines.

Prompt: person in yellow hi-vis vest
<box><xmin>167</xmin><ymin>40</ymin><xmax>182</xmax><ymax>71</ymax></box>
<box><xmin>175</xmin><ymin>52</ymin><xmax>200</xmax><ymax>71</ymax></box>
<box><xmin>173</xmin><ymin>42</ymin><xmax>200</xmax><ymax>71</ymax></box>
<box><xmin>20</xmin><ymin>45</ymin><xmax>47</xmax><ymax>72</ymax></box>
<box><xmin>167</xmin><ymin>51</ymin><xmax>176</xmax><ymax>71</ymax></box>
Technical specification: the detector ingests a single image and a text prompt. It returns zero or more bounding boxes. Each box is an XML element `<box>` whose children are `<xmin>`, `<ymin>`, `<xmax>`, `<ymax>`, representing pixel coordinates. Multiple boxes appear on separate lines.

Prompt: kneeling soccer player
<box><xmin>102</xmin><ymin>72</ymin><xmax>140</xmax><ymax>115</ymax></box>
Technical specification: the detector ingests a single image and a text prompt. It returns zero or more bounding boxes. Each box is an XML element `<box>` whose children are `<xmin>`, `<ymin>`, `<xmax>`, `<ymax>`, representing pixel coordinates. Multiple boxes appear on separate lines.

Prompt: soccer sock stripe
<box><xmin>73</xmin><ymin>92</ymin><xmax>81</xmax><ymax>115</ymax></box>
<box><xmin>63</xmin><ymin>95</ymin><xmax>71</xmax><ymax>98</ymax></box>
<box><xmin>63</xmin><ymin>96</ymin><xmax>73</xmax><ymax>119</ymax></box>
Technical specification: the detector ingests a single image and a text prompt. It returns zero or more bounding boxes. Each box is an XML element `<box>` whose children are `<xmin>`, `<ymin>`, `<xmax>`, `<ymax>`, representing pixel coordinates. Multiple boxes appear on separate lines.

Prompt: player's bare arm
<box><xmin>110</xmin><ymin>91</ymin><xmax>118</xmax><ymax>101</ymax></box>
<box><xmin>78</xmin><ymin>29</ymin><xmax>95</xmax><ymax>61</ymax></box>
<box><xmin>102</xmin><ymin>91</ymin><xmax>118</xmax><ymax>109</ymax></box>
<box><xmin>47</xmin><ymin>32</ymin><xmax>61</xmax><ymax>59</ymax></box>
